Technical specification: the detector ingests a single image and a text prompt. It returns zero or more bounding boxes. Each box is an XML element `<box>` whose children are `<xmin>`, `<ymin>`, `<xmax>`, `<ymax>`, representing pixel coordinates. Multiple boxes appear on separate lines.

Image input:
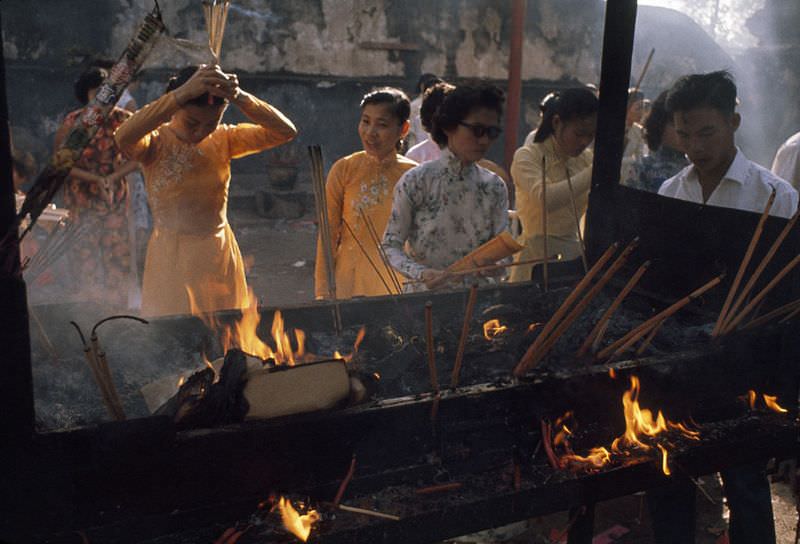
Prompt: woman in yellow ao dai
<box><xmin>315</xmin><ymin>88</ymin><xmax>417</xmax><ymax>299</ymax></box>
<box><xmin>115</xmin><ymin>65</ymin><xmax>297</xmax><ymax>316</ymax></box>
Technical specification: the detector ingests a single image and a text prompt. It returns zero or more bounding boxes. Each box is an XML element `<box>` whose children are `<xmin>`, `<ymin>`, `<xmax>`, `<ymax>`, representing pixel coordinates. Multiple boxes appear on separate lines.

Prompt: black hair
<box><xmin>360</xmin><ymin>87</ymin><xmax>411</xmax><ymax>125</ymax></box>
<box><xmin>431</xmin><ymin>83</ymin><xmax>505</xmax><ymax>147</ymax></box>
<box><xmin>419</xmin><ymin>82</ymin><xmax>454</xmax><ymax>133</ymax></box>
<box><xmin>165</xmin><ymin>65</ymin><xmax>226</xmax><ymax>107</ymax></box>
<box><xmin>665</xmin><ymin>70</ymin><xmax>737</xmax><ymax>117</ymax></box>
<box><xmin>74</xmin><ymin>67</ymin><xmax>107</xmax><ymax>105</ymax></box>
<box><xmin>643</xmin><ymin>90</ymin><xmax>671</xmax><ymax>151</ymax></box>
<box><xmin>416</xmin><ymin>73</ymin><xmax>442</xmax><ymax>94</ymax></box>
<box><xmin>533</xmin><ymin>87</ymin><xmax>598</xmax><ymax>143</ymax></box>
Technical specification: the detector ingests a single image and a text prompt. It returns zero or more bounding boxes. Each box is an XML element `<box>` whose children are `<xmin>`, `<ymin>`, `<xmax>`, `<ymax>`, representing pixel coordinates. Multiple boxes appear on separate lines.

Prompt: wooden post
<box><xmin>0</xmin><ymin>7</ymin><xmax>35</xmax><ymax>443</ymax></box>
<box><xmin>583</xmin><ymin>0</ymin><xmax>638</xmax><ymax>263</ymax></box>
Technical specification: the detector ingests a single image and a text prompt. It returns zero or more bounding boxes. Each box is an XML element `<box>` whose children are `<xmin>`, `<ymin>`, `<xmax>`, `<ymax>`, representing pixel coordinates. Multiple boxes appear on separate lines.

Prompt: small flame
<box><xmin>747</xmin><ymin>390</ymin><xmax>757</xmax><ymax>410</ymax></box>
<box><xmin>482</xmin><ymin>319</ymin><xmax>508</xmax><ymax>340</ymax></box>
<box><xmin>177</xmin><ymin>375</ymin><xmax>186</xmax><ymax>387</ymax></box>
<box><xmin>278</xmin><ymin>497</ymin><xmax>319</xmax><ymax>542</ymax></box>
<box><xmin>608</xmin><ymin>367</ymin><xmax>617</xmax><ymax>379</ymax></box>
<box><xmin>763</xmin><ymin>394</ymin><xmax>788</xmax><ymax>413</ymax></box>
<box><xmin>658</xmin><ymin>444</ymin><xmax>671</xmax><ymax>476</ymax></box>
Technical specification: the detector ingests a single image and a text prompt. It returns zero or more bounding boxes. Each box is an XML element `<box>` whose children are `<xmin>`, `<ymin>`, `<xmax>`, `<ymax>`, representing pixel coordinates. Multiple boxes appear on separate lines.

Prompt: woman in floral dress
<box><xmin>382</xmin><ymin>84</ymin><xmax>509</xmax><ymax>291</ymax></box>
<box><xmin>55</xmin><ymin>66</ymin><xmax>139</xmax><ymax>307</ymax></box>
<box><xmin>314</xmin><ymin>88</ymin><xmax>417</xmax><ymax>299</ymax></box>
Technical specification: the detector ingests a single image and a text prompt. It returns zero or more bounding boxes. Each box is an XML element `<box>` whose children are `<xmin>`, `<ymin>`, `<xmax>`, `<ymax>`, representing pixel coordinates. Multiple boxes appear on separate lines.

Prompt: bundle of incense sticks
<box><xmin>23</xmin><ymin>219</ymin><xmax>91</xmax><ymax>283</ymax></box>
<box><xmin>18</xmin><ymin>6</ymin><xmax>165</xmax><ymax>238</ymax></box>
<box><xmin>713</xmin><ymin>193</ymin><xmax>800</xmax><ymax>336</ymax></box>
<box><xmin>308</xmin><ymin>145</ymin><xmax>342</xmax><ymax>334</ymax></box>
<box><xmin>203</xmin><ymin>0</ymin><xmax>231</xmax><ymax>62</ymax></box>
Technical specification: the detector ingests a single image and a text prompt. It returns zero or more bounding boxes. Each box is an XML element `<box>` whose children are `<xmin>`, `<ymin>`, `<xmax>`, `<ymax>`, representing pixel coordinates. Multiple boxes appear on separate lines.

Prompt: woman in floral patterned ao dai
<box><xmin>314</xmin><ymin>88</ymin><xmax>417</xmax><ymax>299</ymax></box>
<box><xmin>115</xmin><ymin>65</ymin><xmax>297</xmax><ymax>316</ymax></box>
<box><xmin>383</xmin><ymin>84</ymin><xmax>510</xmax><ymax>291</ymax></box>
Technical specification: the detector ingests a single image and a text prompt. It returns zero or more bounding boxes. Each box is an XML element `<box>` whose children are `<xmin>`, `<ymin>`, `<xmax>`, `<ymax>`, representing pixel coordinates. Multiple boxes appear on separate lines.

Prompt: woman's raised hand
<box><xmin>173</xmin><ymin>65</ymin><xmax>240</xmax><ymax>105</ymax></box>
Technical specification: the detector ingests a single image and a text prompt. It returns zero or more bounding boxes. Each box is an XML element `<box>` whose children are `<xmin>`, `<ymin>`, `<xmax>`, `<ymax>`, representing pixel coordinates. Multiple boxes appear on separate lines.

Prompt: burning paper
<box><xmin>278</xmin><ymin>496</ymin><xmax>319</xmax><ymax>542</ymax></box>
<box><xmin>554</xmin><ymin>376</ymin><xmax>699</xmax><ymax>476</ymax></box>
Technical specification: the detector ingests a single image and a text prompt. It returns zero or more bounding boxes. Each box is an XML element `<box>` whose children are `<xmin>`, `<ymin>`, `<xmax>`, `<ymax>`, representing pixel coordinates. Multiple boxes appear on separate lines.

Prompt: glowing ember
<box><xmin>556</xmin><ymin>376</ymin><xmax>699</xmax><ymax>475</ymax></box>
<box><xmin>608</xmin><ymin>367</ymin><xmax>617</xmax><ymax>379</ymax></box>
<box><xmin>763</xmin><ymin>394</ymin><xmax>788</xmax><ymax>413</ymax></box>
<box><xmin>482</xmin><ymin>319</ymin><xmax>508</xmax><ymax>340</ymax></box>
<box><xmin>743</xmin><ymin>390</ymin><xmax>789</xmax><ymax>413</ymax></box>
<box><xmin>278</xmin><ymin>496</ymin><xmax>319</xmax><ymax>542</ymax></box>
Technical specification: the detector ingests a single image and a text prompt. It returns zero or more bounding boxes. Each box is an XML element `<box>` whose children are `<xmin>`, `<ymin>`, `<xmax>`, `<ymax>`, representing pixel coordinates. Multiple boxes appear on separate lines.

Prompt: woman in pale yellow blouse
<box><xmin>510</xmin><ymin>88</ymin><xmax>598</xmax><ymax>282</ymax></box>
<box><xmin>115</xmin><ymin>65</ymin><xmax>296</xmax><ymax>316</ymax></box>
<box><xmin>315</xmin><ymin>88</ymin><xmax>417</xmax><ymax>299</ymax></box>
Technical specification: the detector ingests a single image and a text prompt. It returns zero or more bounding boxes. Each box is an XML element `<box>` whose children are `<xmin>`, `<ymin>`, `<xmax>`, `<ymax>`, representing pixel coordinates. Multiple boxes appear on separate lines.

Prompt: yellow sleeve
<box><xmin>511</xmin><ymin>144</ymin><xmax>591</xmax><ymax>213</ymax></box>
<box><xmin>227</xmin><ymin>92</ymin><xmax>298</xmax><ymax>159</ymax></box>
<box><xmin>314</xmin><ymin>159</ymin><xmax>347</xmax><ymax>299</ymax></box>
<box><xmin>114</xmin><ymin>92</ymin><xmax>181</xmax><ymax>164</ymax></box>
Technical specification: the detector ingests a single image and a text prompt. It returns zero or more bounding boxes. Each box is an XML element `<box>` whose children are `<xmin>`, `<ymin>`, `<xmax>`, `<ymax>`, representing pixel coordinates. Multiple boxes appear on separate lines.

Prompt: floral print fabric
<box><xmin>382</xmin><ymin>148</ymin><xmax>509</xmax><ymax>285</ymax></box>
<box><xmin>61</xmin><ymin>106</ymin><xmax>132</xmax><ymax>307</ymax></box>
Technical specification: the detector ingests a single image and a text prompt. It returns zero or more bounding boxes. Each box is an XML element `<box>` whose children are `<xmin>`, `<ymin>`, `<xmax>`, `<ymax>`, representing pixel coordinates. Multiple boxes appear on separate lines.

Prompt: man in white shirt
<box><xmin>658</xmin><ymin>72</ymin><xmax>797</xmax><ymax>219</ymax></box>
<box><xmin>771</xmin><ymin>131</ymin><xmax>800</xmax><ymax>190</ymax></box>
<box><xmin>651</xmin><ymin>70</ymin><xmax>785</xmax><ymax>544</ymax></box>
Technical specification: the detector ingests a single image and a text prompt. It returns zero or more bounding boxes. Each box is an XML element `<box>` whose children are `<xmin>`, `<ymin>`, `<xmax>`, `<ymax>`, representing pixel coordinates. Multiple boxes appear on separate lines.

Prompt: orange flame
<box><xmin>187</xmin><ymin>286</ymin><xmax>307</xmax><ymax>365</ymax></box>
<box><xmin>746</xmin><ymin>390</ymin><xmax>757</xmax><ymax>410</ymax></box>
<box><xmin>482</xmin><ymin>319</ymin><xmax>508</xmax><ymax>340</ymax></box>
<box><xmin>763</xmin><ymin>394</ymin><xmax>788</xmax><ymax>413</ymax></box>
<box><xmin>278</xmin><ymin>497</ymin><xmax>319</xmax><ymax>542</ymax></box>
<box><xmin>608</xmin><ymin>367</ymin><xmax>617</xmax><ymax>379</ymax></box>
<box><xmin>558</xmin><ymin>376</ymin><xmax>698</xmax><ymax>476</ymax></box>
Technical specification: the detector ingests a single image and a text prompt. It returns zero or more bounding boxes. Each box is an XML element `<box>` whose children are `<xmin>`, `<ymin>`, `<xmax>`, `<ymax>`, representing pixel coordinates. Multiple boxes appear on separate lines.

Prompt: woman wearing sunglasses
<box><xmin>509</xmin><ymin>87</ymin><xmax>598</xmax><ymax>283</ymax></box>
<box><xmin>382</xmin><ymin>83</ymin><xmax>509</xmax><ymax>291</ymax></box>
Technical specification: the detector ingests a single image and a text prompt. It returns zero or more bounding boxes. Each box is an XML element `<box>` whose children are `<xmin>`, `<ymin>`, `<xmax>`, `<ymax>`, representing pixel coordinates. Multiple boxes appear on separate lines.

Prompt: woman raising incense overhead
<box><xmin>314</xmin><ymin>88</ymin><xmax>417</xmax><ymax>300</ymax></box>
<box><xmin>509</xmin><ymin>87</ymin><xmax>598</xmax><ymax>283</ymax></box>
<box><xmin>115</xmin><ymin>64</ymin><xmax>296</xmax><ymax>316</ymax></box>
<box><xmin>382</xmin><ymin>83</ymin><xmax>509</xmax><ymax>291</ymax></box>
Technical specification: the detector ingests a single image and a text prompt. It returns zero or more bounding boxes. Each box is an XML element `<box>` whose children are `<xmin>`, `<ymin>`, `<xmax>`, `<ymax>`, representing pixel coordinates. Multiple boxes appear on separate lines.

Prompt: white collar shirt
<box><xmin>658</xmin><ymin>148</ymin><xmax>798</xmax><ymax>219</ymax></box>
<box><xmin>771</xmin><ymin>131</ymin><xmax>800</xmax><ymax>191</ymax></box>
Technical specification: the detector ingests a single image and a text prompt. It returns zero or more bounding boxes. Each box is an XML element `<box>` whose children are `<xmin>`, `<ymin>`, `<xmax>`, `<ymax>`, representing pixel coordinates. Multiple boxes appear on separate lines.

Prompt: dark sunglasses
<box><xmin>459</xmin><ymin>121</ymin><xmax>502</xmax><ymax>140</ymax></box>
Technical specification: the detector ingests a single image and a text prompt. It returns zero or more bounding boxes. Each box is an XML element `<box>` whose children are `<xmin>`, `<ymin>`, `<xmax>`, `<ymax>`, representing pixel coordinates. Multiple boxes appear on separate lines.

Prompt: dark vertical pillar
<box><xmin>0</xmin><ymin>7</ymin><xmax>35</xmax><ymax>442</ymax></box>
<box><xmin>503</xmin><ymin>0</ymin><xmax>526</xmax><ymax>197</ymax></box>
<box><xmin>584</xmin><ymin>0</ymin><xmax>638</xmax><ymax>260</ymax></box>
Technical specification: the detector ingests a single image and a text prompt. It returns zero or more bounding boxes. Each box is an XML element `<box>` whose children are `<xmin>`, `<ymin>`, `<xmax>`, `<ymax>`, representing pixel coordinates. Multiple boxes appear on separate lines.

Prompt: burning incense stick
<box><xmin>309</xmin><ymin>145</ymin><xmax>343</xmax><ymax>334</ymax></box>
<box><xmin>415</xmin><ymin>482</ymin><xmax>463</xmax><ymax>494</ymax></box>
<box><xmin>565</xmin><ymin>166</ymin><xmax>588</xmax><ymax>274</ymax></box>
<box><xmin>738</xmin><ymin>298</ymin><xmax>800</xmax><ymax>330</ymax></box>
<box><xmin>514</xmin><ymin>242</ymin><xmax>620</xmax><ymax>377</ymax></box>
<box><xmin>598</xmin><ymin>274</ymin><xmax>724</xmax><ymax>361</ymax></box>
<box><xmin>577</xmin><ymin>261</ymin><xmax>651</xmax><ymax>357</ymax></box>
<box><xmin>203</xmin><ymin>0</ymin><xmax>231</xmax><ymax>61</ymax></box>
<box><xmin>450</xmin><ymin>283</ymin><xmax>479</xmax><ymax>388</ymax></box>
<box><xmin>712</xmin><ymin>188</ymin><xmax>775</xmax><ymax>337</ymax></box>
<box><xmin>341</xmin><ymin>217</ymin><xmax>395</xmax><ymax>296</ymax></box>
<box><xmin>523</xmin><ymin>239</ymin><xmax>639</xmax><ymax>369</ymax></box>
<box><xmin>424</xmin><ymin>301</ymin><xmax>439</xmax><ymax>392</ymax></box>
<box><xmin>721</xmin><ymin>253</ymin><xmax>800</xmax><ymax>335</ymax></box>
<box><xmin>720</xmin><ymin>201</ymin><xmax>799</xmax><ymax>334</ymax></box>
<box><xmin>635</xmin><ymin>317</ymin><xmax>666</xmax><ymax>356</ymax></box>
<box><xmin>541</xmin><ymin>155</ymin><xmax>550</xmax><ymax>291</ymax></box>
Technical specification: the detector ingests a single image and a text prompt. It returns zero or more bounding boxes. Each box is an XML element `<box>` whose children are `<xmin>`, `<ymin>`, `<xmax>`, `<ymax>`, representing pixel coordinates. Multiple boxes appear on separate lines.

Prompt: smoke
<box><xmin>228</xmin><ymin>4</ymin><xmax>282</xmax><ymax>25</ymax></box>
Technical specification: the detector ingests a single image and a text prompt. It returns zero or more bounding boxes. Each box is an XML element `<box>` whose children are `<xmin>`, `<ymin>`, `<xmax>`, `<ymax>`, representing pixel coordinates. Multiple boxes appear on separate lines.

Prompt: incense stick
<box><xmin>523</xmin><ymin>238</ymin><xmax>638</xmax><ymax>369</ymax></box>
<box><xmin>635</xmin><ymin>317</ymin><xmax>665</xmax><ymax>356</ymax></box>
<box><xmin>541</xmin><ymin>155</ymin><xmax>549</xmax><ymax>291</ymax></box>
<box><xmin>565</xmin><ymin>166</ymin><xmax>588</xmax><ymax>274</ymax></box>
<box><xmin>712</xmin><ymin>188</ymin><xmax>775</xmax><ymax>337</ymax></box>
<box><xmin>359</xmin><ymin>207</ymin><xmax>402</xmax><ymax>293</ymax></box>
<box><xmin>341</xmin><ymin>217</ymin><xmax>395</xmax><ymax>296</ymax></box>
<box><xmin>721</xmin><ymin>253</ymin><xmax>800</xmax><ymax>335</ymax></box>
<box><xmin>405</xmin><ymin>256</ymin><xmax>559</xmax><ymax>285</ymax></box>
<box><xmin>631</xmin><ymin>48</ymin><xmax>655</xmax><ymax>96</ymax></box>
<box><xmin>450</xmin><ymin>283</ymin><xmax>479</xmax><ymax>388</ymax></box>
<box><xmin>577</xmin><ymin>260</ymin><xmax>651</xmax><ymax>358</ymax></box>
<box><xmin>337</xmin><ymin>504</ymin><xmax>400</xmax><ymax>521</ymax></box>
<box><xmin>309</xmin><ymin>145</ymin><xmax>343</xmax><ymax>334</ymax></box>
<box><xmin>597</xmin><ymin>274</ymin><xmax>724</xmax><ymax>361</ymax></box>
<box><xmin>332</xmin><ymin>455</ymin><xmax>356</xmax><ymax>507</ymax></box>
<box><xmin>720</xmin><ymin>200</ymin><xmax>798</xmax><ymax>334</ymax></box>
<box><xmin>424</xmin><ymin>301</ymin><xmax>439</xmax><ymax>392</ymax></box>
<box><xmin>514</xmin><ymin>242</ymin><xmax>620</xmax><ymax>377</ymax></box>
